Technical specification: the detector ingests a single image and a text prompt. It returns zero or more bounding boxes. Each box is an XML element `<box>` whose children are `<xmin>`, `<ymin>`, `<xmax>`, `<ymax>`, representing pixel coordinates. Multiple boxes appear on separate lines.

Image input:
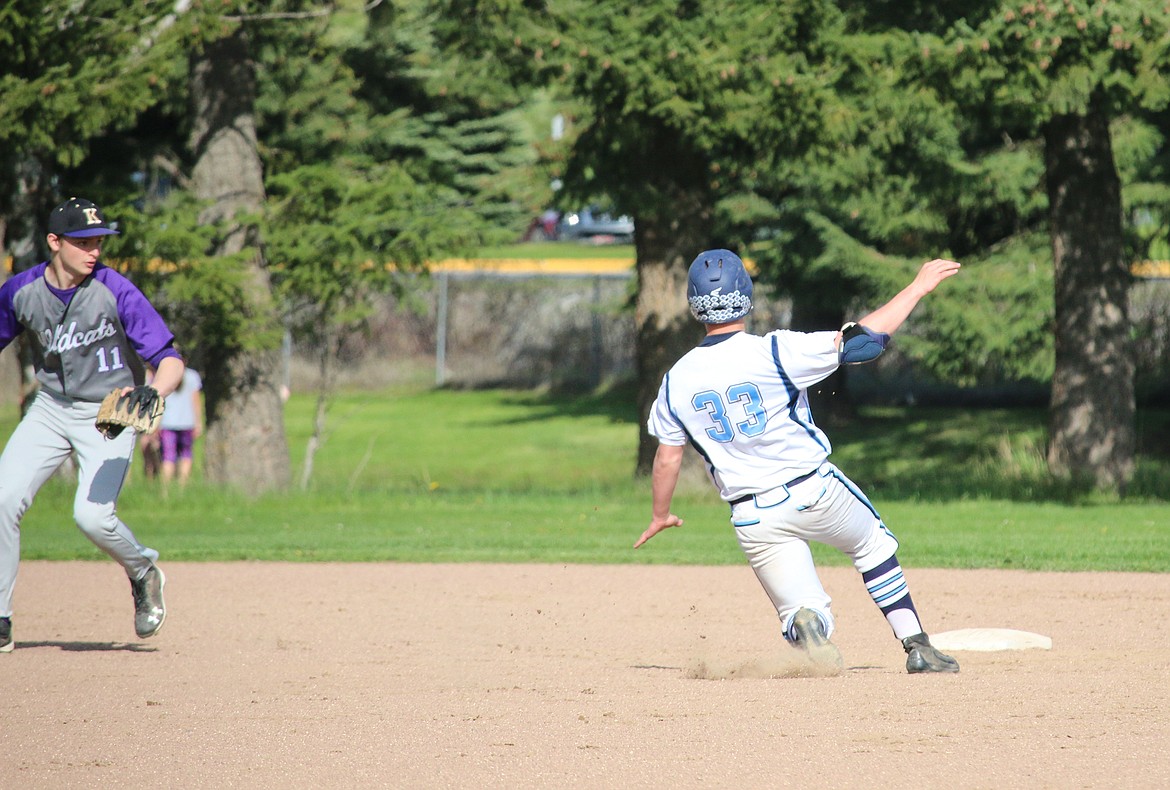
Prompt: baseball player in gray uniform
<box><xmin>0</xmin><ymin>197</ymin><xmax>185</xmax><ymax>653</ymax></box>
<box><xmin>636</xmin><ymin>249</ymin><xmax>961</xmax><ymax>674</ymax></box>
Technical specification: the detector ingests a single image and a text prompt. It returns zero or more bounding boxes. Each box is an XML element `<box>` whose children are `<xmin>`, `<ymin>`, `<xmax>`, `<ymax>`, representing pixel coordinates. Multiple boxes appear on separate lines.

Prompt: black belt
<box><xmin>730</xmin><ymin>468</ymin><xmax>819</xmax><ymax>506</ymax></box>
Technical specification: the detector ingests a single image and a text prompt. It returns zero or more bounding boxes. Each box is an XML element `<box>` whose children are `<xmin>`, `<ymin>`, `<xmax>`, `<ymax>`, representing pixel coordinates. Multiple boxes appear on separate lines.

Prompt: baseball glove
<box><xmin>95</xmin><ymin>386</ymin><xmax>165</xmax><ymax>439</ymax></box>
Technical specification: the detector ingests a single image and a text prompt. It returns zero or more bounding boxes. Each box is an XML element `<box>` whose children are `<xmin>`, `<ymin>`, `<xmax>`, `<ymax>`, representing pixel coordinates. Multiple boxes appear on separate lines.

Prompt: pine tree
<box><xmin>912</xmin><ymin>1</ymin><xmax>1170</xmax><ymax>491</ymax></box>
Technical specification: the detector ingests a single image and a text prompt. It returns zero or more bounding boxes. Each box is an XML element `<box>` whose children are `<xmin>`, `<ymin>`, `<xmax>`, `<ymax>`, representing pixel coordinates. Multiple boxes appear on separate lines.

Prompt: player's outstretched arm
<box><xmin>853</xmin><ymin>258</ymin><xmax>961</xmax><ymax>337</ymax></box>
<box><xmin>634</xmin><ymin>443</ymin><xmax>686</xmax><ymax>548</ymax></box>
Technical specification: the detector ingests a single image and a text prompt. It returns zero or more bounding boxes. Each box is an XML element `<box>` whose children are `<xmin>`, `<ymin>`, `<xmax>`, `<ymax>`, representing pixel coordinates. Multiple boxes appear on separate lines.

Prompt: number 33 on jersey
<box><xmin>648</xmin><ymin>328</ymin><xmax>842</xmax><ymax>501</ymax></box>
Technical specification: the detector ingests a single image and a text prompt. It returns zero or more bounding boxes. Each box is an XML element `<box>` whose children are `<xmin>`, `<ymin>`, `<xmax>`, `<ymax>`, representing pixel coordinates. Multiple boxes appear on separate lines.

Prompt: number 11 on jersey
<box><xmin>95</xmin><ymin>346</ymin><xmax>125</xmax><ymax>372</ymax></box>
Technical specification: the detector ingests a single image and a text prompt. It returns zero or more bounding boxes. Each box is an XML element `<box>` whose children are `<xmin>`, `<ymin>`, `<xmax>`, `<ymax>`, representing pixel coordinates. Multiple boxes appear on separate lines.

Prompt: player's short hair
<box><xmin>686</xmin><ymin>249</ymin><xmax>753</xmax><ymax>324</ymax></box>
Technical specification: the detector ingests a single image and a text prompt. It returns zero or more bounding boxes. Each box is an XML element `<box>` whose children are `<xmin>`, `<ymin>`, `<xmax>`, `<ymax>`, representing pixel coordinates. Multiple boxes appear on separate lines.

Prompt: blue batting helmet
<box><xmin>686</xmin><ymin>249</ymin><xmax>753</xmax><ymax>324</ymax></box>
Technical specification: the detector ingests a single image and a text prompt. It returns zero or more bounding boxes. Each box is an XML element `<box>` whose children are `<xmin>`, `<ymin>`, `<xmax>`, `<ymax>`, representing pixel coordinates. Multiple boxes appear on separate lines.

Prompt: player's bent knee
<box><xmin>850</xmin><ymin>527</ymin><xmax>901</xmax><ymax>573</ymax></box>
<box><xmin>73</xmin><ymin>502</ymin><xmax>119</xmax><ymax>539</ymax></box>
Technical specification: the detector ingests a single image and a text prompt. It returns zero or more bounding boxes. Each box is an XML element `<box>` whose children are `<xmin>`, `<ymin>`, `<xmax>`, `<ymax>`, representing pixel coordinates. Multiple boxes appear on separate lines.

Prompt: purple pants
<box><xmin>160</xmin><ymin>429</ymin><xmax>196</xmax><ymax>463</ymax></box>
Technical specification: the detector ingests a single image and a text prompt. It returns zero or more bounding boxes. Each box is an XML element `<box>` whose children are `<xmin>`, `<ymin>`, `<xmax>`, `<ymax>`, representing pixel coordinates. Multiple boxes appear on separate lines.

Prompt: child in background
<box><xmin>159</xmin><ymin>367</ymin><xmax>203</xmax><ymax>488</ymax></box>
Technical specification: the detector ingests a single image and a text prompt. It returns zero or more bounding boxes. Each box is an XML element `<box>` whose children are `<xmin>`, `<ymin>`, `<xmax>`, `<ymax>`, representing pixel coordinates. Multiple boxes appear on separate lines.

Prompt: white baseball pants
<box><xmin>730</xmin><ymin>461</ymin><xmax>899</xmax><ymax>640</ymax></box>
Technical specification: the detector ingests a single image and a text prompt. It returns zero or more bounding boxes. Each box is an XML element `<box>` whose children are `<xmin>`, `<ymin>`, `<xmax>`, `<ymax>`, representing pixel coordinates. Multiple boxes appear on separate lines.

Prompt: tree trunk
<box><xmin>2</xmin><ymin>163</ymin><xmax>54</xmax><ymax>418</ymax></box>
<box><xmin>189</xmin><ymin>29</ymin><xmax>290</xmax><ymax>491</ymax></box>
<box><xmin>633</xmin><ymin>191</ymin><xmax>713</xmax><ymax>478</ymax></box>
<box><xmin>1043</xmin><ymin>102</ymin><xmax>1135</xmax><ymax>492</ymax></box>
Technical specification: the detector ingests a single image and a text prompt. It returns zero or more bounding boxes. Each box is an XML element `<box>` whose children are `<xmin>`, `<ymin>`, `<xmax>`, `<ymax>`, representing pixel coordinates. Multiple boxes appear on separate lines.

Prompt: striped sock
<box><xmin>862</xmin><ymin>555</ymin><xmax>922</xmax><ymax>640</ymax></box>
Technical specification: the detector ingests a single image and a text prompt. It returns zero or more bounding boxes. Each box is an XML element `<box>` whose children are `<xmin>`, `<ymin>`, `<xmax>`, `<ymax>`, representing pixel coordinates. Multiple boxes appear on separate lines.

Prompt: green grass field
<box><xmin>6</xmin><ymin>385</ymin><xmax>1170</xmax><ymax>571</ymax></box>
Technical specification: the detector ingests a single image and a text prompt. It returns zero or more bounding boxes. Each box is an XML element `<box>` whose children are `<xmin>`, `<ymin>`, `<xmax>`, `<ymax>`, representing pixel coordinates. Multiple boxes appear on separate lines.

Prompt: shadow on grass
<box><xmin>495</xmin><ymin>379</ymin><xmax>640</xmax><ymax>424</ymax></box>
<box><xmin>491</xmin><ymin>388</ymin><xmax>1170</xmax><ymax>504</ymax></box>
<box><xmin>826</xmin><ymin>406</ymin><xmax>1170</xmax><ymax>503</ymax></box>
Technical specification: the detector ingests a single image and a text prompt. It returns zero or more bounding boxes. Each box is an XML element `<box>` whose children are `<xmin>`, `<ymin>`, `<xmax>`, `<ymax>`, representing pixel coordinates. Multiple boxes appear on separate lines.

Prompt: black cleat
<box><xmin>131</xmin><ymin>566</ymin><xmax>167</xmax><ymax>639</ymax></box>
<box><xmin>903</xmin><ymin>632</ymin><xmax>960</xmax><ymax>673</ymax></box>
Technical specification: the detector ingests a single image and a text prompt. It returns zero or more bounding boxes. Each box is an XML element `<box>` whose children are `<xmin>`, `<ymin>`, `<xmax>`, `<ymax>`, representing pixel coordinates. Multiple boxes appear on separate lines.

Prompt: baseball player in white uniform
<box><xmin>0</xmin><ymin>198</ymin><xmax>184</xmax><ymax>653</ymax></box>
<box><xmin>636</xmin><ymin>248</ymin><xmax>961</xmax><ymax>674</ymax></box>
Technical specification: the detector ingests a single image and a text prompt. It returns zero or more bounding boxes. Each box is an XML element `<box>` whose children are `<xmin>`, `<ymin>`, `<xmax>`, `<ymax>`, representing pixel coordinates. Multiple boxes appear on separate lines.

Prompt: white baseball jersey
<box><xmin>648</xmin><ymin>329</ymin><xmax>839</xmax><ymax>501</ymax></box>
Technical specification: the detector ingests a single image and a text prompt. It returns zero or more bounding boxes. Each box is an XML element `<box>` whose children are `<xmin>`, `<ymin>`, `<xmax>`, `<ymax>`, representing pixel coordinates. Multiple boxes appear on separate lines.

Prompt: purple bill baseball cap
<box><xmin>48</xmin><ymin>197</ymin><xmax>120</xmax><ymax>238</ymax></box>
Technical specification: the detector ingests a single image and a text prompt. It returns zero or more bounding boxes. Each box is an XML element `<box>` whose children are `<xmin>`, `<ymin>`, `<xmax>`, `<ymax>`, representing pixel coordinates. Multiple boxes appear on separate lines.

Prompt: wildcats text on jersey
<box><xmin>42</xmin><ymin>318</ymin><xmax>118</xmax><ymax>354</ymax></box>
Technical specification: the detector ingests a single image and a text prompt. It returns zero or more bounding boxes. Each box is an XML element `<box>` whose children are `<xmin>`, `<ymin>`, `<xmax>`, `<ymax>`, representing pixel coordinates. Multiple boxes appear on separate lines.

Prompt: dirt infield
<box><xmin>2</xmin><ymin>561</ymin><xmax>1168</xmax><ymax>789</ymax></box>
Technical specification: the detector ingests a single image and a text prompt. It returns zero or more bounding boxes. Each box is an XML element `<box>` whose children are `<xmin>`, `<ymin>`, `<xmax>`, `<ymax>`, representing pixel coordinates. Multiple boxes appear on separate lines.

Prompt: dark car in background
<box><xmin>556</xmin><ymin>207</ymin><xmax>635</xmax><ymax>244</ymax></box>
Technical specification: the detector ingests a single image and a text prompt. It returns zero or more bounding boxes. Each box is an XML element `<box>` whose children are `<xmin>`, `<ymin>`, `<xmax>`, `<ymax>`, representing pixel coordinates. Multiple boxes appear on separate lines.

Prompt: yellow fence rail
<box><xmin>6</xmin><ymin>254</ymin><xmax>1170</xmax><ymax>278</ymax></box>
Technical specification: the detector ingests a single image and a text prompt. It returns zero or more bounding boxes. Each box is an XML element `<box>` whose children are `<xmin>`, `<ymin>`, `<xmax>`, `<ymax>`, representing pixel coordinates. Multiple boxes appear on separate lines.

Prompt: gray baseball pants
<box><xmin>0</xmin><ymin>389</ymin><xmax>159</xmax><ymax>617</ymax></box>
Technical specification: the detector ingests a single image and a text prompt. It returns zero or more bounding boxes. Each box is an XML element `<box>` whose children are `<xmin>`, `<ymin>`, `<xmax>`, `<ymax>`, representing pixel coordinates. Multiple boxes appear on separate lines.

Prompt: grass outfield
<box><xmin>6</xmin><ymin>385</ymin><xmax>1170</xmax><ymax>571</ymax></box>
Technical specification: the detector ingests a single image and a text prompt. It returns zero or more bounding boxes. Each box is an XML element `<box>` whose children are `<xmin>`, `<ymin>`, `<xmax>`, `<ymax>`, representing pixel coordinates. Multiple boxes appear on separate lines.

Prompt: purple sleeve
<box><xmin>0</xmin><ymin>267</ymin><xmax>42</xmax><ymax>351</ymax></box>
<box><xmin>0</xmin><ymin>284</ymin><xmax>21</xmax><ymax>351</ymax></box>
<box><xmin>93</xmin><ymin>266</ymin><xmax>179</xmax><ymax>368</ymax></box>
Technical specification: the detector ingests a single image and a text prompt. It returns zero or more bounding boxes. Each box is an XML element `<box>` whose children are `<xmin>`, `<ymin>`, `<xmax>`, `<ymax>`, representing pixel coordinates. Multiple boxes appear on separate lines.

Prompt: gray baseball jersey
<box><xmin>0</xmin><ymin>261</ymin><xmax>180</xmax><ymax>401</ymax></box>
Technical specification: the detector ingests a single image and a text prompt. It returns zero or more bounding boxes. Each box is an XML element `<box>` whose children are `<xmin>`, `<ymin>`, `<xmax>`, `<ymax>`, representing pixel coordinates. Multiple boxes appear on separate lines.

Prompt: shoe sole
<box><xmin>0</xmin><ymin>642</ymin><xmax>12</xmax><ymax>654</ymax></box>
<box><xmin>792</xmin><ymin>609</ymin><xmax>844</xmax><ymax>672</ymax></box>
<box><xmin>136</xmin><ymin>569</ymin><xmax>167</xmax><ymax>639</ymax></box>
